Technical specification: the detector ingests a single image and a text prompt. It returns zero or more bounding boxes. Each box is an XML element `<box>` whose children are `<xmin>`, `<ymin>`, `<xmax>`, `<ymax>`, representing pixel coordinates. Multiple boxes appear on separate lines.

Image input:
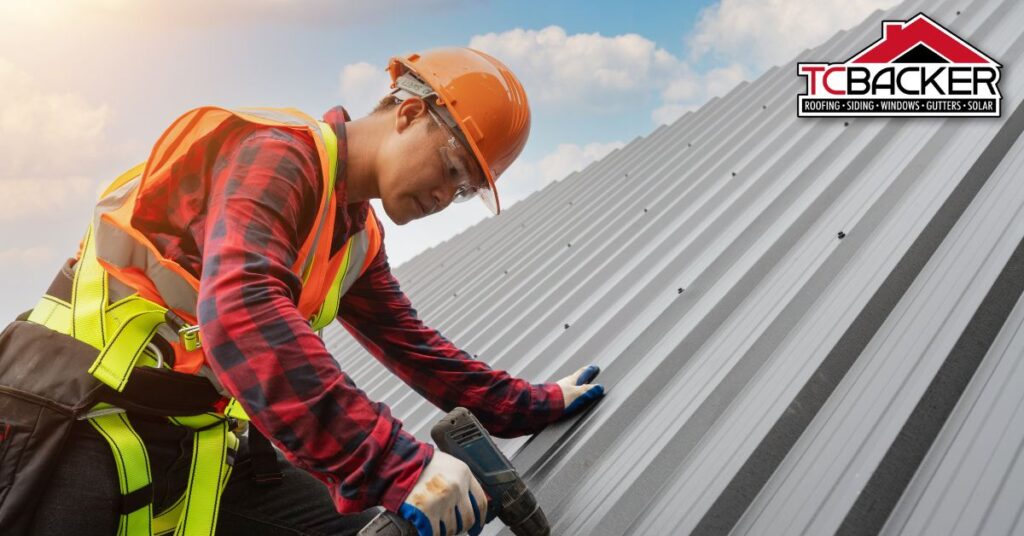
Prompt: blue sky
<box><xmin>0</xmin><ymin>0</ymin><xmax>897</xmax><ymax>320</ymax></box>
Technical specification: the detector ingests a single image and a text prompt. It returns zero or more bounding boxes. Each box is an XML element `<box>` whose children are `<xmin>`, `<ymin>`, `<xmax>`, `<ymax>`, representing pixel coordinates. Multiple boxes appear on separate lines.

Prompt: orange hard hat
<box><xmin>387</xmin><ymin>47</ymin><xmax>531</xmax><ymax>215</ymax></box>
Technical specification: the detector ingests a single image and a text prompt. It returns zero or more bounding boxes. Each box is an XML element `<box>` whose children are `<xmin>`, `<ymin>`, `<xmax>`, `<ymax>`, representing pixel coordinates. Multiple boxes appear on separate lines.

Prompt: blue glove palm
<box><xmin>555</xmin><ymin>365</ymin><xmax>606</xmax><ymax>418</ymax></box>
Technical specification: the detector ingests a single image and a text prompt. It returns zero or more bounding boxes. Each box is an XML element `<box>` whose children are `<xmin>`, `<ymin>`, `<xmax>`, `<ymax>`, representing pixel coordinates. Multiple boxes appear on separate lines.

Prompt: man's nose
<box><xmin>432</xmin><ymin>182</ymin><xmax>455</xmax><ymax>211</ymax></box>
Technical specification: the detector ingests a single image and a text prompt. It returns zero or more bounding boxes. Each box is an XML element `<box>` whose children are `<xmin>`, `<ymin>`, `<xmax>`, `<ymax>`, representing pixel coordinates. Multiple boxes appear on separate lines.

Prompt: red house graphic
<box><xmin>848</xmin><ymin>13</ymin><xmax>999</xmax><ymax>65</ymax></box>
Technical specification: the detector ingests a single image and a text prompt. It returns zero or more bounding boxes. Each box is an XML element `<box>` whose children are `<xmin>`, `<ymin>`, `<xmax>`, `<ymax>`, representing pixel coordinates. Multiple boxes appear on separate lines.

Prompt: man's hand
<box><xmin>555</xmin><ymin>365</ymin><xmax>605</xmax><ymax>418</ymax></box>
<box><xmin>399</xmin><ymin>451</ymin><xmax>488</xmax><ymax>536</ymax></box>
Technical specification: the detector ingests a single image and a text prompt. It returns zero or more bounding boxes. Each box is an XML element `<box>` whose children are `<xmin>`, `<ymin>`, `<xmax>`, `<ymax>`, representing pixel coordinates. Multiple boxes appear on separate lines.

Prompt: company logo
<box><xmin>797</xmin><ymin>13</ymin><xmax>1001</xmax><ymax>117</ymax></box>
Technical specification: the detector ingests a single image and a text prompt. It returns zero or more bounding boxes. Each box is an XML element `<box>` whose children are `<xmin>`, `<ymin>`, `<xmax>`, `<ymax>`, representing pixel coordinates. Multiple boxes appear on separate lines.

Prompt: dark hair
<box><xmin>372</xmin><ymin>95</ymin><xmax>400</xmax><ymax>114</ymax></box>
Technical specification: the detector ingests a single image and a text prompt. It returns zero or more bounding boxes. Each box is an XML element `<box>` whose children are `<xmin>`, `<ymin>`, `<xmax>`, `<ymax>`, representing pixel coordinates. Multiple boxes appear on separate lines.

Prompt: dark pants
<box><xmin>30</xmin><ymin>415</ymin><xmax>380</xmax><ymax>535</ymax></box>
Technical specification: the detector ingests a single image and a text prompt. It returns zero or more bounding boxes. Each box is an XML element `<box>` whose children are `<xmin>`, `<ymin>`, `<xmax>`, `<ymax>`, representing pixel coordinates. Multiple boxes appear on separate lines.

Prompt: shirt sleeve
<box><xmin>337</xmin><ymin>230</ymin><xmax>565</xmax><ymax>439</ymax></box>
<box><xmin>194</xmin><ymin>127</ymin><xmax>432</xmax><ymax>514</ymax></box>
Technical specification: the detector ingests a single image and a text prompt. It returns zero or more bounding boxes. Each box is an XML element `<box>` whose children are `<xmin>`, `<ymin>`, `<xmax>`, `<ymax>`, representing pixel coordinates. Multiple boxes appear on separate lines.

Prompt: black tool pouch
<box><xmin>0</xmin><ymin>320</ymin><xmax>107</xmax><ymax>533</ymax></box>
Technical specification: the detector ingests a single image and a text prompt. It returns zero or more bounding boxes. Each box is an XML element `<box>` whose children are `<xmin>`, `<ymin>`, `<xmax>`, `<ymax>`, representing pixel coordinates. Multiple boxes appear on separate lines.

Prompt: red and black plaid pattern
<box><xmin>127</xmin><ymin>106</ymin><xmax>565</xmax><ymax>513</ymax></box>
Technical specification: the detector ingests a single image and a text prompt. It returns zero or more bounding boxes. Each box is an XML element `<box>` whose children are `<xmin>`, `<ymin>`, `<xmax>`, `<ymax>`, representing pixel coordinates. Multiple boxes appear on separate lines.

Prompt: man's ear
<box><xmin>394</xmin><ymin>97</ymin><xmax>429</xmax><ymax>134</ymax></box>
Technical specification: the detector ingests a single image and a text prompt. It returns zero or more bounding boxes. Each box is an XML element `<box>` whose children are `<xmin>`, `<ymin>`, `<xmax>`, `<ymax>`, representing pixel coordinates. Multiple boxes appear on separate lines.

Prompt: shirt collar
<box><xmin>322</xmin><ymin>105</ymin><xmax>369</xmax><ymax>240</ymax></box>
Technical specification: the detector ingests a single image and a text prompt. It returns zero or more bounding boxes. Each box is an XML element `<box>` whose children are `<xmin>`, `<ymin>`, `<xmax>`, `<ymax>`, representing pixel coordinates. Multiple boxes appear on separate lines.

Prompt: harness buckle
<box><xmin>178</xmin><ymin>325</ymin><xmax>202</xmax><ymax>352</ymax></box>
<box><xmin>164</xmin><ymin>309</ymin><xmax>202</xmax><ymax>351</ymax></box>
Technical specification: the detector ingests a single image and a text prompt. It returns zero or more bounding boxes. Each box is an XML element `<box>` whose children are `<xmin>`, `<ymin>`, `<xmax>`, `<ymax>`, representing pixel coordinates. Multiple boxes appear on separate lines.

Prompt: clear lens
<box><xmin>477</xmin><ymin>185</ymin><xmax>498</xmax><ymax>214</ymax></box>
<box><xmin>438</xmin><ymin>145</ymin><xmax>488</xmax><ymax>204</ymax></box>
<box><xmin>429</xmin><ymin>108</ymin><xmax>496</xmax><ymax>213</ymax></box>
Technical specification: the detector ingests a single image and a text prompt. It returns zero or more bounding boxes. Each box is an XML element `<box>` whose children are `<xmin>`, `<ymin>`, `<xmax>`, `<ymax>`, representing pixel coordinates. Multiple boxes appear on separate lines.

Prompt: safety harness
<box><xmin>28</xmin><ymin>223</ymin><xmax>249</xmax><ymax>536</ymax></box>
<box><xmin>22</xmin><ymin>115</ymin><xmax>376</xmax><ymax>535</ymax></box>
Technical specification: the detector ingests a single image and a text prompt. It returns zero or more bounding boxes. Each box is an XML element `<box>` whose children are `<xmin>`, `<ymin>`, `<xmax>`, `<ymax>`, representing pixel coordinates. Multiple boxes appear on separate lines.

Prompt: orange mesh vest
<box><xmin>90</xmin><ymin>106</ymin><xmax>381</xmax><ymax>373</ymax></box>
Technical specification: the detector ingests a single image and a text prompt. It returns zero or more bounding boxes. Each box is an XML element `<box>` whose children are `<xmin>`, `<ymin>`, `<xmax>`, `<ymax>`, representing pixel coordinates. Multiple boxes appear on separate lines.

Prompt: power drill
<box><xmin>358</xmin><ymin>407</ymin><xmax>550</xmax><ymax>536</ymax></box>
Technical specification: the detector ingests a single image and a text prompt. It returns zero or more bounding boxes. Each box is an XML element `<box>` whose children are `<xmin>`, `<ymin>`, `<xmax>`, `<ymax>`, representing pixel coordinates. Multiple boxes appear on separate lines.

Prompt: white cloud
<box><xmin>0</xmin><ymin>58</ymin><xmax>107</xmax><ymax>220</ymax></box>
<box><xmin>0</xmin><ymin>177</ymin><xmax>98</xmax><ymax>222</ymax></box>
<box><xmin>651</xmin><ymin>61</ymin><xmax>749</xmax><ymax>125</ymax></box>
<box><xmin>0</xmin><ymin>245</ymin><xmax>56</xmax><ymax>267</ymax></box>
<box><xmin>652</xmin><ymin>102</ymin><xmax>699</xmax><ymax>126</ymax></box>
<box><xmin>689</xmin><ymin>0</ymin><xmax>901</xmax><ymax>71</ymax></box>
<box><xmin>0</xmin><ymin>58</ymin><xmax>109</xmax><ymax>178</ymax></box>
<box><xmin>338</xmin><ymin>62</ymin><xmax>393</xmax><ymax>118</ymax></box>
<box><xmin>461</xmin><ymin>24</ymin><xmax>739</xmax><ymax>124</ymax></box>
<box><xmin>536</xmin><ymin>142</ymin><xmax>625</xmax><ymax>189</ymax></box>
<box><xmin>468</xmin><ymin>26</ymin><xmax>678</xmax><ymax>111</ymax></box>
<box><xmin>651</xmin><ymin>0</ymin><xmax>900</xmax><ymax>125</ymax></box>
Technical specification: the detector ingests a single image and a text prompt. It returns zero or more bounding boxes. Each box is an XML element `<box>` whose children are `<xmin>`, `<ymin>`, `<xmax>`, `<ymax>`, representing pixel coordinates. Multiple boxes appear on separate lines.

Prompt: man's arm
<box><xmin>195</xmin><ymin>127</ymin><xmax>431</xmax><ymax>514</ymax></box>
<box><xmin>337</xmin><ymin>235</ymin><xmax>566</xmax><ymax>439</ymax></box>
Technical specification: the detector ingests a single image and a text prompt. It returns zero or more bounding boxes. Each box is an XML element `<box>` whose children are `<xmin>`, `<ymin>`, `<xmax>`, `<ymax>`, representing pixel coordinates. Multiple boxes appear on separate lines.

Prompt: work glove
<box><xmin>399</xmin><ymin>450</ymin><xmax>488</xmax><ymax>536</ymax></box>
<box><xmin>555</xmin><ymin>365</ymin><xmax>606</xmax><ymax>418</ymax></box>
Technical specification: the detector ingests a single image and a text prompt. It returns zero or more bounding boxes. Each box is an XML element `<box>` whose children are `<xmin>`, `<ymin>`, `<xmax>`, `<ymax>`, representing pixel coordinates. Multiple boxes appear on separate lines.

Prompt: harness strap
<box><xmin>71</xmin><ymin>224</ymin><xmax>109</xmax><ymax>349</ymax></box>
<box><xmin>153</xmin><ymin>493</ymin><xmax>186</xmax><ymax>536</ymax></box>
<box><xmin>89</xmin><ymin>410</ymin><xmax>154</xmax><ymax>536</ymax></box>
<box><xmin>89</xmin><ymin>307</ymin><xmax>167</xmax><ymax>392</ymax></box>
<box><xmin>169</xmin><ymin>414</ymin><xmax>239</xmax><ymax>536</ymax></box>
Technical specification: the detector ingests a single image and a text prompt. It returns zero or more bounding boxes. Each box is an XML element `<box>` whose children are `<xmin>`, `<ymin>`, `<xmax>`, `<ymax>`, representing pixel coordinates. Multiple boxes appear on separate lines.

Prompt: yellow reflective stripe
<box><xmin>172</xmin><ymin>420</ymin><xmax>235</xmax><ymax>536</ymax></box>
<box><xmin>318</xmin><ymin>120</ymin><xmax>338</xmax><ymax>198</ymax></box>
<box><xmin>300</xmin><ymin>121</ymin><xmax>339</xmax><ymax>284</ymax></box>
<box><xmin>27</xmin><ymin>295</ymin><xmax>71</xmax><ymax>333</ymax></box>
<box><xmin>106</xmin><ymin>295</ymin><xmax>168</xmax><ymax>330</ymax></box>
<box><xmin>100</xmin><ymin>162</ymin><xmax>146</xmax><ymax>198</ymax></box>
<box><xmin>32</xmin><ymin>290</ymin><xmax>159</xmax><ymax>336</ymax></box>
<box><xmin>89</xmin><ymin>412</ymin><xmax>153</xmax><ymax>536</ymax></box>
<box><xmin>153</xmin><ymin>493</ymin><xmax>185</xmax><ymax>536</ymax></box>
<box><xmin>71</xmin><ymin>225</ymin><xmax>109</xmax><ymax>349</ymax></box>
<box><xmin>223</xmin><ymin>398</ymin><xmax>250</xmax><ymax>422</ymax></box>
<box><xmin>168</xmin><ymin>413</ymin><xmax>223</xmax><ymax>429</ymax></box>
<box><xmin>309</xmin><ymin>241</ymin><xmax>353</xmax><ymax>331</ymax></box>
<box><xmin>89</xmin><ymin>309</ymin><xmax>166</xmax><ymax>391</ymax></box>
<box><xmin>29</xmin><ymin>295</ymin><xmax>163</xmax><ymax>368</ymax></box>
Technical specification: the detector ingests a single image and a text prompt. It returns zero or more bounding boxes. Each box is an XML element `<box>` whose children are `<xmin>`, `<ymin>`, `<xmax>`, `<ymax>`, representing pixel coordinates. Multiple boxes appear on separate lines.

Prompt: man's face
<box><xmin>376</xmin><ymin>99</ymin><xmax>486</xmax><ymax>225</ymax></box>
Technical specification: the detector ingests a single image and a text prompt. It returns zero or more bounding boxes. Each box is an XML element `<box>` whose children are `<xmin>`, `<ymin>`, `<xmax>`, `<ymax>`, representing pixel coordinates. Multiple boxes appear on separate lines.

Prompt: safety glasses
<box><xmin>427</xmin><ymin>108</ymin><xmax>497</xmax><ymax>213</ymax></box>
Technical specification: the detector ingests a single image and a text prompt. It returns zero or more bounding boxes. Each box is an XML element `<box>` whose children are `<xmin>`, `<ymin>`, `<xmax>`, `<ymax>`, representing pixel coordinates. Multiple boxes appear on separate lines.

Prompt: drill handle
<box><xmin>357</xmin><ymin>510</ymin><xmax>417</xmax><ymax>536</ymax></box>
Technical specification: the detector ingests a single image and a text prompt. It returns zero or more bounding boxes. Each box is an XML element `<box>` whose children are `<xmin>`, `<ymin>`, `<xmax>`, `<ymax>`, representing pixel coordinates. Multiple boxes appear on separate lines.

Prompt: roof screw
<box><xmin>844</xmin><ymin>121</ymin><xmax>850</xmax><ymax>127</ymax></box>
<box><xmin>473</xmin><ymin>354</ymin><xmax>478</xmax><ymax>358</ymax></box>
<box><xmin>567</xmin><ymin>242</ymin><xmax>572</xmax><ymax>248</ymax></box>
<box><xmin>731</xmin><ymin>171</ymin><xmax>737</xmax><ymax>177</ymax></box>
<box><xmin>677</xmin><ymin>288</ymin><xmax>684</xmax><ymax>294</ymax></box>
<box><xmin>624</xmin><ymin>172</ymin><xmax>629</xmax><ymax>177</ymax></box>
<box><xmin>762</xmin><ymin>104</ymin><xmax>767</xmax><ymax>109</ymax></box>
<box><xmin>564</xmin><ymin>323</ymin><xmax>570</xmax><ymax>329</ymax></box>
<box><xmin>643</xmin><ymin>208</ymin><xmax>648</xmax><ymax>213</ymax></box>
<box><xmin>837</xmin><ymin>231</ymin><xmax>846</xmax><ymax>239</ymax></box>
<box><xmin>956</xmin><ymin>10</ymin><xmax>961</xmax><ymax>15</ymax></box>
<box><xmin>503</xmin><ymin>269</ymin><xmax>509</xmax><ymax>275</ymax></box>
<box><xmin>453</xmin><ymin>291</ymin><xmax>458</xmax><ymax>297</ymax></box>
<box><xmin>687</xmin><ymin>142</ymin><xmax>692</xmax><ymax>147</ymax></box>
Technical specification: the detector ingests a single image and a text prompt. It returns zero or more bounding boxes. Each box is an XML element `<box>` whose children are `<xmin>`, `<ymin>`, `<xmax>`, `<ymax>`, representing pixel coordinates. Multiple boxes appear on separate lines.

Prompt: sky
<box><xmin>0</xmin><ymin>0</ymin><xmax>898</xmax><ymax>321</ymax></box>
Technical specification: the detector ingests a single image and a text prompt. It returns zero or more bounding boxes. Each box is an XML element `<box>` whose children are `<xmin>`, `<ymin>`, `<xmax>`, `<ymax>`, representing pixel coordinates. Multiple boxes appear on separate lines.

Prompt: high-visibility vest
<box><xmin>26</xmin><ymin>106</ymin><xmax>381</xmax><ymax>536</ymax></box>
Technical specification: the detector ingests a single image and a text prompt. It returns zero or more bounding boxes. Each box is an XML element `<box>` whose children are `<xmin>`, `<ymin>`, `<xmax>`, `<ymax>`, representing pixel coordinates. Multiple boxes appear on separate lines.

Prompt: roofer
<box><xmin>0</xmin><ymin>47</ymin><xmax>604</xmax><ymax>536</ymax></box>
